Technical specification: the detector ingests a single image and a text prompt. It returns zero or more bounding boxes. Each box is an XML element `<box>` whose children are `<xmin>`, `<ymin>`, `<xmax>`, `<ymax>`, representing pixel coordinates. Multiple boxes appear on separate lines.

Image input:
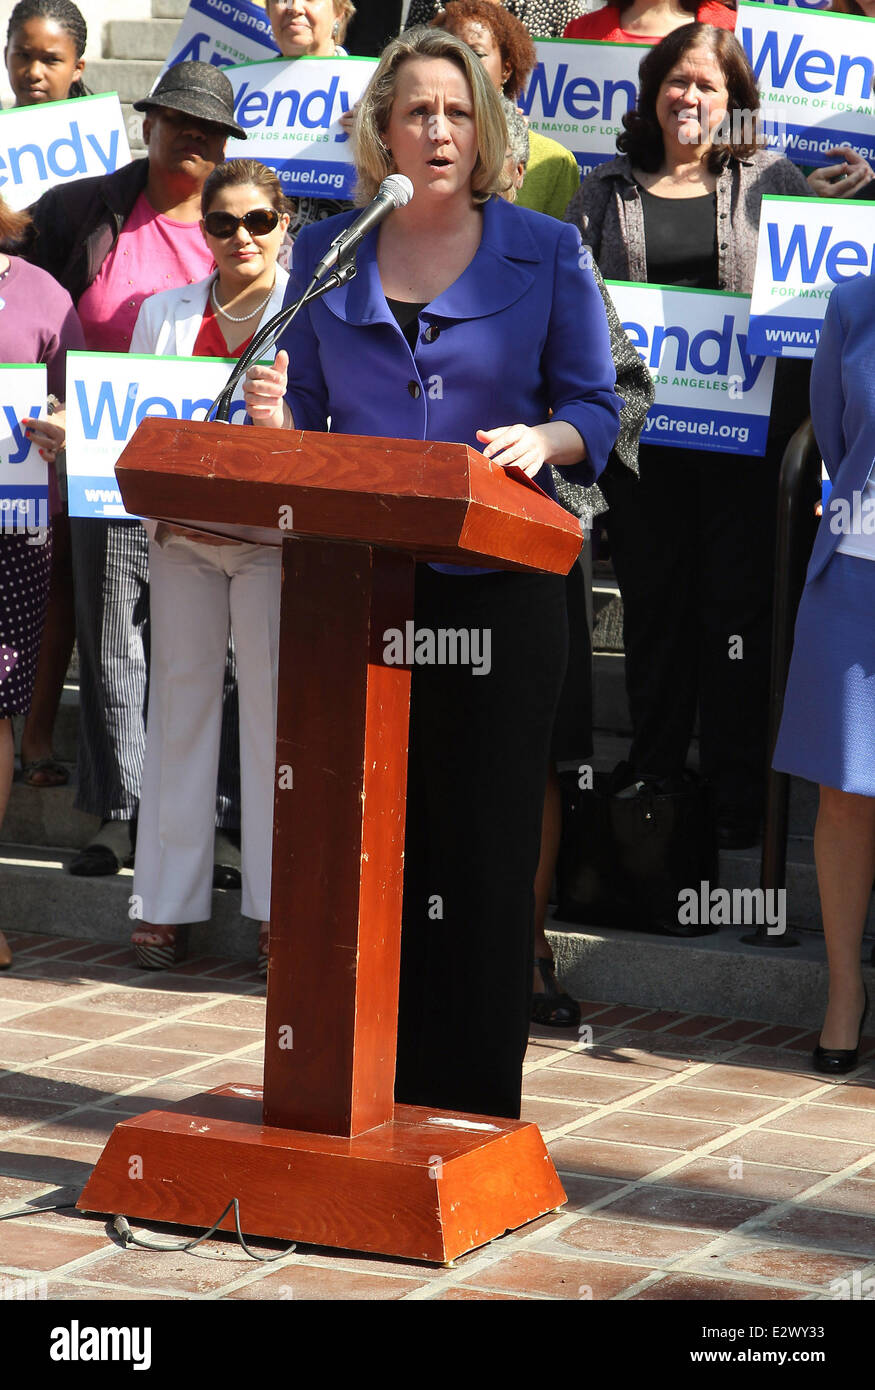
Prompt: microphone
<box><xmin>312</xmin><ymin>174</ymin><xmax>413</xmax><ymax>281</ymax></box>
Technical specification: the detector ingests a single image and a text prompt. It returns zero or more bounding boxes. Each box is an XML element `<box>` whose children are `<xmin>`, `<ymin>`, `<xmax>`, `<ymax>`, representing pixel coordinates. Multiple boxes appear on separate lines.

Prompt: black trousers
<box><xmin>602</xmin><ymin>440</ymin><xmax>784</xmax><ymax>823</ymax></box>
<box><xmin>394</xmin><ymin>565</ymin><xmax>568</xmax><ymax>1120</ymax></box>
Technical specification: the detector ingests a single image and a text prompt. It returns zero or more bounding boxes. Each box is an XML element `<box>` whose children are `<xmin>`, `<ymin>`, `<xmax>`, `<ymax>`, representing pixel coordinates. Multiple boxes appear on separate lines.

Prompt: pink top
<box><xmin>77</xmin><ymin>192</ymin><xmax>215</xmax><ymax>353</ymax></box>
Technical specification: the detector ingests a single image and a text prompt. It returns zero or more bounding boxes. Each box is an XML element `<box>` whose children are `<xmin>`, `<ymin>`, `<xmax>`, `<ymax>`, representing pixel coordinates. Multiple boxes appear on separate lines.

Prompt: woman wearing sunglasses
<box><xmin>127</xmin><ymin>158</ymin><xmax>290</xmax><ymax>971</ymax></box>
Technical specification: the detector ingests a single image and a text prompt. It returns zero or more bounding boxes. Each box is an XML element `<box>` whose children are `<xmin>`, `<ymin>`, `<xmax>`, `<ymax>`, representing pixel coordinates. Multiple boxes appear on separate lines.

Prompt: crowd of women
<box><xmin>0</xmin><ymin>0</ymin><xmax>872</xmax><ymax>1120</ymax></box>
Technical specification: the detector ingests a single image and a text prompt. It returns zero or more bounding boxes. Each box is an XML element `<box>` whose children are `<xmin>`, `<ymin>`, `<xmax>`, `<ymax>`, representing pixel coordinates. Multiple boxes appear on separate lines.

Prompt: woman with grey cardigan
<box><xmin>566</xmin><ymin>23</ymin><xmax>811</xmax><ymax>850</ymax></box>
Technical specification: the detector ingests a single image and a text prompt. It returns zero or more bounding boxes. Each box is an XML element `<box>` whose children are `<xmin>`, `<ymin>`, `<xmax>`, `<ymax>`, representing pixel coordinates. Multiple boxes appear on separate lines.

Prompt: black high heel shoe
<box><xmin>813</xmin><ymin>987</ymin><xmax>870</xmax><ymax>1075</ymax></box>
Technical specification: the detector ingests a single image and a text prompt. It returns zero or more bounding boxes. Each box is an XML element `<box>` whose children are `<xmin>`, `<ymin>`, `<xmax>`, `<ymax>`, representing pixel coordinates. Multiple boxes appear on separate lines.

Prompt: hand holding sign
<box><xmin>22</xmin><ymin>412</ymin><xmax>66</xmax><ymax>464</ymax></box>
<box><xmin>807</xmin><ymin>146</ymin><xmax>875</xmax><ymax>197</ymax></box>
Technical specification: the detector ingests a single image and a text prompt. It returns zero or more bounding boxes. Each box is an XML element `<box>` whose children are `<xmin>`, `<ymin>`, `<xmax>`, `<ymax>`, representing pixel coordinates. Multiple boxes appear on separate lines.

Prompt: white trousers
<box><xmin>134</xmin><ymin>535</ymin><xmax>281</xmax><ymax>923</ymax></box>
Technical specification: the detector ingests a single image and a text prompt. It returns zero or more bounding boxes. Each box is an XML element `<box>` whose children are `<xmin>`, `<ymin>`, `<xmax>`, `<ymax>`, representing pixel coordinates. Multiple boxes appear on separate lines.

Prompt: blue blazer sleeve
<box><xmin>544</xmin><ymin>223</ymin><xmax>621</xmax><ymax>487</ymax></box>
<box><xmin>280</xmin><ymin>226</ymin><xmax>330</xmax><ymax>433</ymax></box>
<box><xmin>810</xmin><ymin>286</ymin><xmax>846</xmax><ymax>486</ymax></box>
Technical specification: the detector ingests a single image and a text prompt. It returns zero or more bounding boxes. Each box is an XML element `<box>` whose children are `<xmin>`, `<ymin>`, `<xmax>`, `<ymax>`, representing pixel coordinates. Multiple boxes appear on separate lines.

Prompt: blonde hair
<box><xmin>265</xmin><ymin>0</ymin><xmax>355</xmax><ymax>44</ymax></box>
<box><xmin>353</xmin><ymin>26</ymin><xmax>508</xmax><ymax>205</ymax></box>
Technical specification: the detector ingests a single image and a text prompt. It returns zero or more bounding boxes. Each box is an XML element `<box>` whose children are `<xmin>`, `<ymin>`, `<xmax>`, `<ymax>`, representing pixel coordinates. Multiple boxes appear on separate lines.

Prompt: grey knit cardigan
<box><xmin>565</xmin><ymin>150</ymin><xmax>811</xmax><ymax>294</ymax></box>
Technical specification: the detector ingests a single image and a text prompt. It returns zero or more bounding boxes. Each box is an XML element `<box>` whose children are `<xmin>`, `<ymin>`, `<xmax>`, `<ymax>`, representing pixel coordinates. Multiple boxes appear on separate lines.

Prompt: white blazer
<box><xmin>130</xmin><ymin>264</ymin><xmax>289</xmax><ymax>357</ymax></box>
<box><xmin>130</xmin><ymin>266</ymin><xmax>289</xmax><ymax>539</ymax></box>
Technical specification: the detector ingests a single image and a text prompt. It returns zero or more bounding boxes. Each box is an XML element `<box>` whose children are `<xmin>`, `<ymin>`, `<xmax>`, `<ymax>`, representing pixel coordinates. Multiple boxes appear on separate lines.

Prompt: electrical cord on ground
<box><xmin>113</xmin><ymin>1198</ymin><xmax>295</xmax><ymax>1261</ymax></box>
<box><xmin>0</xmin><ymin>1195</ymin><xmax>294</xmax><ymax>1261</ymax></box>
<box><xmin>0</xmin><ymin>1201</ymin><xmax>77</xmax><ymax>1219</ymax></box>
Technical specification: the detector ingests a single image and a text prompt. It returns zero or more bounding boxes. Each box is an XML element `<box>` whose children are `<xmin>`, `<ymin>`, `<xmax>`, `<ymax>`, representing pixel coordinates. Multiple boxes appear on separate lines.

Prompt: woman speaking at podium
<box><xmin>243</xmin><ymin>26</ymin><xmax>621</xmax><ymax>1119</ymax></box>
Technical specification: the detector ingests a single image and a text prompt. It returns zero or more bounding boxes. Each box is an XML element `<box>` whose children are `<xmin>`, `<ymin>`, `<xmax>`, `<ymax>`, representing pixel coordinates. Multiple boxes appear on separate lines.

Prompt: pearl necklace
<box><xmin>211</xmin><ymin>278</ymin><xmax>274</xmax><ymax>323</ymax></box>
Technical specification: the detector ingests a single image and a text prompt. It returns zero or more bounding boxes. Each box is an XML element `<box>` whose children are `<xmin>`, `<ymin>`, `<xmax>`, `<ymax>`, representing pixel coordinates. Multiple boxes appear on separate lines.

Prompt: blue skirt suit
<box><xmin>773</xmin><ymin>276</ymin><xmax>875</xmax><ymax>796</ymax></box>
<box><xmin>279</xmin><ymin>196</ymin><xmax>621</xmax><ymax>1116</ymax></box>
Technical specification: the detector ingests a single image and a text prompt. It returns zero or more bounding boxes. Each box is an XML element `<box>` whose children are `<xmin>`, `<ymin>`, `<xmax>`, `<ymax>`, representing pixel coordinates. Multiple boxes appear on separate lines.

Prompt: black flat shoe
<box><xmin>68</xmin><ymin>843</ymin><xmax>123</xmax><ymax>877</ymax></box>
<box><xmin>813</xmin><ymin>988</ymin><xmax>870</xmax><ymax>1075</ymax></box>
<box><xmin>531</xmin><ymin>957</ymin><xmax>581</xmax><ymax>1029</ymax></box>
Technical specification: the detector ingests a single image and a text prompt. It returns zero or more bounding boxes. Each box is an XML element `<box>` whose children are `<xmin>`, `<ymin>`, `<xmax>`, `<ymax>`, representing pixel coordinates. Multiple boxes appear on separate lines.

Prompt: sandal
<box><xmin>20</xmin><ymin>757</ymin><xmax>69</xmax><ymax>788</ymax></box>
<box><xmin>131</xmin><ymin>924</ymin><xmax>190</xmax><ymax>971</ymax></box>
<box><xmin>258</xmin><ymin>923</ymin><xmax>269</xmax><ymax>978</ymax></box>
<box><xmin>531</xmin><ymin>957</ymin><xmax>581</xmax><ymax>1029</ymax></box>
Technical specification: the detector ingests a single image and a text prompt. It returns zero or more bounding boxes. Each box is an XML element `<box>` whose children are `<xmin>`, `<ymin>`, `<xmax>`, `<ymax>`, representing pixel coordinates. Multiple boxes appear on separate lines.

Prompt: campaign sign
<box><xmin>161</xmin><ymin>0</ymin><xmax>277</xmax><ymax>75</ymax></box>
<box><xmin>738</xmin><ymin>1</ymin><xmax>875</xmax><ymax>167</ymax></box>
<box><xmin>65</xmin><ymin>354</ymin><xmax>250</xmax><ymax>521</ymax></box>
<box><xmin>0</xmin><ymin>93</ymin><xmax>130</xmax><ymax>212</ymax></box>
<box><xmin>0</xmin><ymin>366</ymin><xmax>48</xmax><ymax>533</ymax></box>
<box><xmin>518</xmin><ymin>40</ymin><xmax>642</xmax><ymax>175</ymax></box>
<box><xmin>606</xmin><ymin>283</ymin><xmax>776</xmax><ymax>455</ymax></box>
<box><xmin>748</xmin><ymin>195</ymin><xmax>875</xmax><ymax>356</ymax></box>
<box><xmin>745</xmin><ymin>0</ymin><xmax>828</xmax><ymax>7</ymax></box>
<box><xmin>224</xmin><ymin>56</ymin><xmax>377</xmax><ymax>199</ymax></box>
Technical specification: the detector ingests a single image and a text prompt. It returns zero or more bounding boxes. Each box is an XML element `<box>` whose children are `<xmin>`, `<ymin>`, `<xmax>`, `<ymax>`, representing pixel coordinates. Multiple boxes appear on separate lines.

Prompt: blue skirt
<box><xmin>773</xmin><ymin>552</ymin><xmax>875</xmax><ymax>795</ymax></box>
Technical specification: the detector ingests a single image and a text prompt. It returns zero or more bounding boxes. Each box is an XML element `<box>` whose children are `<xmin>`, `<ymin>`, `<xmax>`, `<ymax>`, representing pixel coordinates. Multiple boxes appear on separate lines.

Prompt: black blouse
<box><xmin>638</xmin><ymin>186</ymin><xmax>719</xmax><ymax>290</ymax></box>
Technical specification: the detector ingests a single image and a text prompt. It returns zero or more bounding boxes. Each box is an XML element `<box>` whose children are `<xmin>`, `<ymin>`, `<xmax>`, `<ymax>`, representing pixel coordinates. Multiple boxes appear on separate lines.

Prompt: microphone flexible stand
<box><xmin>209</xmin><ymin>250</ymin><xmax>358</xmax><ymax>424</ymax></box>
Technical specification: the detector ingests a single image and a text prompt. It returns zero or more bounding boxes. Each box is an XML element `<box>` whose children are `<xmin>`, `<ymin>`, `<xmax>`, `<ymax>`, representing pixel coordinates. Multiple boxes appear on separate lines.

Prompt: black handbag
<box><xmin>557</xmin><ymin>763</ymin><xmax>719</xmax><ymax>936</ymax></box>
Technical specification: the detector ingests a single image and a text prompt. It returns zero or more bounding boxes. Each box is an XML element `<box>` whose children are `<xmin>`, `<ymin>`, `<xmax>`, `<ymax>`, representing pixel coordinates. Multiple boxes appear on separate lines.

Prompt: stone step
<box><xmin>105</xmin><ymin>19</ymin><xmax>181</xmax><ymax>62</ymax></box>
<box><xmin>153</xmin><ymin>0</ymin><xmax>188</xmax><ymax>17</ymax></box>
<box><xmin>549</xmin><ymin>918</ymin><xmax>875</xmax><ymax>1033</ymax></box>
<box><xmin>2</xmin><ymin>848</ymin><xmax>870</xmax><ymax>1020</ymax></box>
<box><xmin>85</xmin><ymin>58</ymin><xmax>163</xmax><ymax>105</ymax></box>
<box><xmin>1</xmin><ymin>775</ymin><xmax>96</xmax><ymax>852</ymax></box>
<box><xmin>592</xmin><ymin>583</ymin><xmax>623</xmax><ymax>653</ymax></box>
<box><xmin>0</xmin><ymin>847</ymin><xmax>259</xmax><ymax>961</ymax></box>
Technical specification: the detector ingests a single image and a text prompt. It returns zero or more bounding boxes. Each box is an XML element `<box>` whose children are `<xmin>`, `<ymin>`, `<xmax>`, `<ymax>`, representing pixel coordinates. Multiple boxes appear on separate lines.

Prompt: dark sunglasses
<box><xmin>203</xmin><ymin>207</ymin><xmax>280</xmax><ymax>239</ymax></box>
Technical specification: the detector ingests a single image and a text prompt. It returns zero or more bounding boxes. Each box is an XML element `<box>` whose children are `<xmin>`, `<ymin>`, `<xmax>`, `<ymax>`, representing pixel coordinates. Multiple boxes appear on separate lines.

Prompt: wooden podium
<box><xmin>77</xmin><ymin>418</ymin><xmax>581</xmax><ymax>1263</ymax></box>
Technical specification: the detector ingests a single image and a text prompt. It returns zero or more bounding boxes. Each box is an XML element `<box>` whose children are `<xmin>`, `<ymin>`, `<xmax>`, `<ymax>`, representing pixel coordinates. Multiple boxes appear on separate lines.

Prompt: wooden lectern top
<box><xmin>115</xmin><ymin>417</ymin><xmax>582</xmax><ymax>575</ymax></box>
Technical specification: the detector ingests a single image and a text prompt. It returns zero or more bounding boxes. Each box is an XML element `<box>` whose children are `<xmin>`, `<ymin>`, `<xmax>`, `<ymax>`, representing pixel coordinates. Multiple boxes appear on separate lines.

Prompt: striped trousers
<box><xmin>70</xmin><ymin>518</ymin><xmax>240</xmax><ymax>826</ymax></box>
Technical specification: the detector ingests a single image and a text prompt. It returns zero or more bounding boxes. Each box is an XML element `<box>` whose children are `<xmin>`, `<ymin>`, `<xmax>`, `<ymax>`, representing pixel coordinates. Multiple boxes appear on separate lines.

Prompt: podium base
<box><xmin>76</xmin><ymin>1084</ymin><xmax>566</xmax><ymax>1264</ymax></box>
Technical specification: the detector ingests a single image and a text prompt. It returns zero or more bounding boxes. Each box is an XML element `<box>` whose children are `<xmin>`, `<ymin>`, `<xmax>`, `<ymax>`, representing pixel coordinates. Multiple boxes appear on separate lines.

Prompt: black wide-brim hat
<box><xmin>133</xmin><ymin>60</ymin><xmax>246</xmax><ymax>139</ymax></box>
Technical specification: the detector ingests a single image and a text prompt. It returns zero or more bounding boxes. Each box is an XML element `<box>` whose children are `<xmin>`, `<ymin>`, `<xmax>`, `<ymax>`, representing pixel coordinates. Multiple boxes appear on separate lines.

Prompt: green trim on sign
<box><xmin>0</xmin><ymin>91</ymin><xmax>121</xmax><ymax>116</ymax></box>
<box><xmin>605</xmin><ymin>280</ymin><xmax>752</xmax><ymax>303</ymax></box>
<box><xmin>738</xmin><ymin>0</ymin><xmax>875</xmax><ymax>22</ymax></box>
<box><xmin>227</xmin><ymin>54</ymin><xmax>377</xmax><ymax>72</ymax></box>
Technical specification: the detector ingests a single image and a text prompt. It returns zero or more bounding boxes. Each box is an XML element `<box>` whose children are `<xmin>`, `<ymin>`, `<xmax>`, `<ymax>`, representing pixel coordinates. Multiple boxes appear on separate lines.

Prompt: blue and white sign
<box><xmin>0</xmin><ymin>366</ymin><xmax>47</xmax><ymax>531</ymax></box>
<box><xmin>0</xmin><ymin>93</ymin><xmax>130</xmax><ymax>212</ymax></box>
<box><xmin>748</xmin><ymin>194</ymin><xmax>875</xmax><ymax>355</ymax></box>
<box><xmin>738</xmin><ymin>1</ymin><xmax>875</xmax><ymax>167</ymax></box>
<box><xmin>161</xmin><ymin>0</ymin><xmax>278</xmax><ymax>75</ymax></box>
<box><xmin>606</xmin><ymin>283</ymin><xmax>776</xmax><ymax>456</ymax></box>
<box><xmin>224</xmin><ymin>56</ymin><xmax>377</xmax><ymax>199</ymax></box>
<box><xmin>65</xmin><ymin>353</ymin><xmax>250</xmax><ymax>520</ymax></box>
<box><xmin>518</xmin><ymin>39</ymin><xmax>641</xmax><ymax>176</ymax></box>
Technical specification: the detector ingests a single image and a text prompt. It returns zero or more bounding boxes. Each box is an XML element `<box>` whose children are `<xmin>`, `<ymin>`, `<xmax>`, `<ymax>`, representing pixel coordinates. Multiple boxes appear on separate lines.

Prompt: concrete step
<box><xmin>1</xmin><ymin>774</ymin><xmax>95</xmax><ymax>852</ymax></box>
<box><xmin>105</xmin><ymin>19</ymin><xmax>181</xmax><ymax>61</ymax></box>
<box><xmin>0</xmin><ymin>846</ymin><xmax>260</xmax><ymax>961</ymax></box>
<box><xmin>86</xmin><ymin>58</ymin><xmax>163</xmax><ymax>104</ymax></box>
<box><xmin>592</xmin><ymin>582</ymin><xmax>623</xmax><ymax>653</ymax></box>
<box><xmin>152</xmin><ymin>0</ymin><xmax>188</xmax><ymax>17</ymax></box>
<box><xmin>549</xmin><ymin>917</ymin><xmax>875</xmax><ymax>1032</ymax></box>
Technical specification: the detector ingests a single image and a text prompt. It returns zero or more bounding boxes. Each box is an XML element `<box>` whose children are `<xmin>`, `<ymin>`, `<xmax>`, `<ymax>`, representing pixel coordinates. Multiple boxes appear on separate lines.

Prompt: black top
<box><xmin>637</xmin><ymin>186</ymin><xmax>719</xmax><ymax>290</ymax></box>
<box><xmin>386</xmin><ymin>296</ymin><xmax>427</xmax><ymax>352</ymax></box>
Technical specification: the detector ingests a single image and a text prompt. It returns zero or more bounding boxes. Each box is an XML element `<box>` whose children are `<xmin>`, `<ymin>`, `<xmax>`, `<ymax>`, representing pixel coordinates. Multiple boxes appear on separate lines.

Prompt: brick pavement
<box><xmin>0</xmin><ymin>932</ymin><xmax>873</xmax><ymax>1302</ymax></box>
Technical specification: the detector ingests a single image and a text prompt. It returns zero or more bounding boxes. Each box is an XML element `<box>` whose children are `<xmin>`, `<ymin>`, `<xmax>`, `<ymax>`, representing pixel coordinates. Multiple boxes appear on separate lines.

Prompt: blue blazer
<box><xmin>279</xmin><ymin>196</ymin><xmax>622</xmax><ymax>498</ymax></box>
<box><xmin>808</xmin><ymin>275</ymin><xmax>875</xmax><ymax>583</ymax></box>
